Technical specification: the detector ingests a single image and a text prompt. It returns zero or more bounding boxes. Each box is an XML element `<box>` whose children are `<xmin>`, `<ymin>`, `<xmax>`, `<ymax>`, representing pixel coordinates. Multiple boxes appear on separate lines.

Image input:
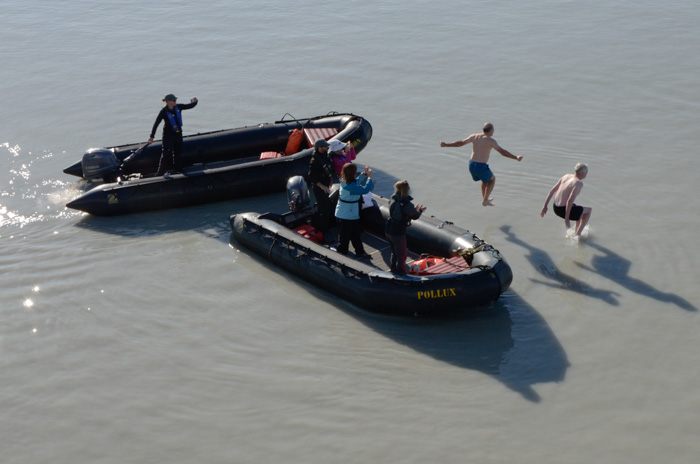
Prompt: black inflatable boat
<box><xmin>64</xmin><ymin>113</ymin><xmax>372</xmax><ymax>216</ymax></box>
<box><xmin>230</xmin><ymin>177</ymin><xmax>513</xmax><ymax>317</ymax></box>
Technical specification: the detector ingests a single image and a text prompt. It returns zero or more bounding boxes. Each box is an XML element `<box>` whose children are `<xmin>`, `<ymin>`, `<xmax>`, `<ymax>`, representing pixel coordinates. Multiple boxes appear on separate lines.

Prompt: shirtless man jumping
<box><xmin>440</xmin><ymin>122</ymin><xmax>523</xmax><ymax>206</ymax></box>
<box><xmin>541</xmin><ymin>163</ymin><xmax>592</xmax><ymax>237</ymax></box>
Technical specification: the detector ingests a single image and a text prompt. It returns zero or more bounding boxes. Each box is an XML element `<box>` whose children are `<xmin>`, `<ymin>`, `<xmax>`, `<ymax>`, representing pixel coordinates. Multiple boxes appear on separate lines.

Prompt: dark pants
<box><xmin>387</xmin><ymin>233</ymin><xmax>407</xmax><ymax>274</ymax></box>
<box><xmin>336</xmin><ymin>218</ymin><xmax>365</xmax><ymax>256</ymax></box>
<box><xmin>311</xmin><ymin>185</ymin><xmax>332</xmax><ymax>233</ymax></box>
<box><xmin>156</xmin><ymin>134</ymin><xmax>183</xmax><ymax>175</ymax></box>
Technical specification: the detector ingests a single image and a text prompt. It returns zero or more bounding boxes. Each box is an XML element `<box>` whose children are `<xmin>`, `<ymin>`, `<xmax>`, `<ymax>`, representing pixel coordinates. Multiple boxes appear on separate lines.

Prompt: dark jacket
<box><xmin>386</xmin><ymin>193</ymin><xmax>422</xmax><ymax>235</ymax></box>
<box><xmin>150</xmin><ymin>101</ymin><xmax>198</xmax><ymax>139</ymax></box>
<box><xmin>307</xmin><ymin>149</ymin><xmax>334</xmax><ymax>188</ymax></box>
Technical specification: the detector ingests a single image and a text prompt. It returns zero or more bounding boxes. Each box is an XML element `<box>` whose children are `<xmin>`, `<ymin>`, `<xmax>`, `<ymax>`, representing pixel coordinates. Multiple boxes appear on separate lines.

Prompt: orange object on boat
<box><xmin>409</xmin><ymin>256</ymin><xmax>470</xmax><ymax>275</ymax></box>
<box><xmin>293</xmin><ymin>224</ymin><xmax>324</xmax><ymax>243</ymax></box>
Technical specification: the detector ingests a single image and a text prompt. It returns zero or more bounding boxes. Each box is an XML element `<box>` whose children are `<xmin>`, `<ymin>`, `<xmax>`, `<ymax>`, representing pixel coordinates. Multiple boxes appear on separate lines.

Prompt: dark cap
<box><xmin>314</xmin><ymin>139</ymin><xmax>330</xmax><ymax>149</ymax></box>
<box><xmin>163</xmin><ymin>94</ymin><xmax>177</xmax><ymax>102</ymax></box>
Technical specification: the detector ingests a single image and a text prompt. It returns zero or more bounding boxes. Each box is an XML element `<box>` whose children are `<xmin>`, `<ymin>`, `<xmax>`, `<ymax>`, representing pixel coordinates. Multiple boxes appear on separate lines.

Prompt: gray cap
<box><xmin>314</xmin><ymin>139</ymin><xmax>330</xmax><ymax>149</ymax></box>
<box><xmin>163</xmin><ymin>94</ymin><xmax>177</xmax><ymax>102</ymax></box>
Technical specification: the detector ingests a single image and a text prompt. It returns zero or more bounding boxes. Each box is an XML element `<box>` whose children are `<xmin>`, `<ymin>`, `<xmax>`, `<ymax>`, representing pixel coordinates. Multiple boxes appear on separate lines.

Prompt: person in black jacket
<box><xmin>307</xmin><ymin>139</ymin><xmax>334</xmax><ymax>233</ymax></box>
<box><xmin>147</xmin><ymin>94</ymin><xmax>198</xmax><ymax>177</ymax></box>
<box><xmin>385</xmin><ymin>180</ymin><xmax>426</xmax><ymax>274</ymax></box>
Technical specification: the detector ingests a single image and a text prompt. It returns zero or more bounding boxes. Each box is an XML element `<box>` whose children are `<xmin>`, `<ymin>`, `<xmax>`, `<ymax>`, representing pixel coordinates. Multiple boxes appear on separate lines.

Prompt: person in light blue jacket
<box><xmin>334</xmin><ymin>162</ymin><xmax>374</xmax><ymax>258</ymax></box>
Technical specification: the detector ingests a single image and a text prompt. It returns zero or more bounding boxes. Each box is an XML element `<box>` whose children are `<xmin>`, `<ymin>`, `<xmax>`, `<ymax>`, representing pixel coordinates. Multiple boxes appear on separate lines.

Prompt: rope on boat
<box><xmin>242</xmin><ymin>219</ymin><xmax>262</xmax><ymax>234</ymax></box>
<box><xmin>288</xmin><ymin>243</ymin><xmax>309</xmax><ymax>260</ymax></box>
<box><xmin>241</xmin><ymin>218</ymin><xmax>369</xmax><ymax>279</ymax></box>
<box><xmin>267</xmin><ymin>234</ymin><xmax>279</xmax><ymax>258</ymax></box>
<box><xmin>310</xmin><ymin>255</ymin><xmax>332</xmax><ymax>268</ymax></box>
<box><xmin>340</xmin><ymin>265</ymin><xmax>363</xmax><ymax>279</ymax></box>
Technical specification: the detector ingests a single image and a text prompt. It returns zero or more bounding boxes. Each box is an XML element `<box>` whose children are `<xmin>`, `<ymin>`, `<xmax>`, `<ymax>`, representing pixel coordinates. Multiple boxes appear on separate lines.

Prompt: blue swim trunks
<box><xmin>469</xmin><ymin>160</ymin><xmax>493</xmax><ymax>183</ymax></box>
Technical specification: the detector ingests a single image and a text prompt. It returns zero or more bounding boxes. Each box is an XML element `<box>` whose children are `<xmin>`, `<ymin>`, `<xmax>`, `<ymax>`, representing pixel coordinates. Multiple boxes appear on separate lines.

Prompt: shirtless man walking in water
<box><xmin>440</xmin><ymin>122</ymin><xmax>523</xmax><ymax>206</ymax></box>
<box><xmin>541</xmin><ymin>163</ymin><xmax>592</xmax><ymax>236</ymax></box>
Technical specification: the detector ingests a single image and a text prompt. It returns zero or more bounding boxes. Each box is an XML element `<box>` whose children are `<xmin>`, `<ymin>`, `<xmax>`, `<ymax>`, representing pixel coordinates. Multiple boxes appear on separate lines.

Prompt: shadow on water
<box><xmin>232</xmin><ymin>232</ymin><xmax>569</xmax><ymax>403</ymax></box>
<box><xmin>500</xmin><ymin>225</ymin><xmax>621</xmax><ymax>306</ymax></box>
<box><xmin>353</xmin><ymin>291</ymin><xmax>570</xmax><ymax>403</ymax></box>
<box><xmin>578</xmin><ymin>239</ymin><xmax>697</xmax><ymax>312</ymax></box>
<box><xmin>74</xmin><ymin>169</ymin><xmax>569</xmax><ymax>402</ymax></box>
<box><xmin>71</xmin><ymin>192</ymin><xmax>286</xmax><ymax>239</ymax></box>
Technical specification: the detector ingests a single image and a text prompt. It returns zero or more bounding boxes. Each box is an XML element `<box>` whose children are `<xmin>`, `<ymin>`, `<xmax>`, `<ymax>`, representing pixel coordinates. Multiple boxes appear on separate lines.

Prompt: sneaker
<box><xmin>163</xmin><ymin>171</ymin><xmax>175</xmax><ymax>179</ymax></box>
<box><xmin>355</xmin><ymin>251</ymin><xmax>372</xmax><ymax>259</ymax></box>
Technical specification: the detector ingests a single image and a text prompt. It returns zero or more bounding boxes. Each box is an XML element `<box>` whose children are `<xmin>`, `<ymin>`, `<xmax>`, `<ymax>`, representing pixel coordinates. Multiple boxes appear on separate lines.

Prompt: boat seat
<box><xmin>409</xmin><ymin>256</ymin><xmax>470</xmax><ymax>275</ymax></box>
<box><xmin>304</xmin><ymin>127</ymin><xmax>338</xmax><ymax>147</ymax></box>
<box><xmin>260</xmin><ymin>151</ymin><xmax>284</xmax><ymax>160</ymax></box>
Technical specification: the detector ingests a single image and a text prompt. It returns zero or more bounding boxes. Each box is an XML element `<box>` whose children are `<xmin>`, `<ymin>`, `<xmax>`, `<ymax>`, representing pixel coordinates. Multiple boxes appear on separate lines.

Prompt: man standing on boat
<box><xmin>541</xmin><ymin>163</ymin><xmax>592</xmax><ymax>237</ymax></box>
<box><xmin>440</xmin><ymin>122</ymin><xmax>522</xmax><ymax>206</ymax></box>
<box><xmin>307</xmin><ymin>139</ymin><xmax>335</xmax><ymax>233</ymax></box>
<box><xmin>147</xmin><ymin>94</ymin><xmax>198</xmax><ymax>178</ymax></box>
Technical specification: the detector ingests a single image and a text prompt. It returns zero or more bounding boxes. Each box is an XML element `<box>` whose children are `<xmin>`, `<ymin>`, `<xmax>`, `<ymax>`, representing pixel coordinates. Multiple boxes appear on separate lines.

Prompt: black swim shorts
<box><xmin>553</xmin><ymin>204</ymin><xmax>583</xmax><ymax>221</ymax></box>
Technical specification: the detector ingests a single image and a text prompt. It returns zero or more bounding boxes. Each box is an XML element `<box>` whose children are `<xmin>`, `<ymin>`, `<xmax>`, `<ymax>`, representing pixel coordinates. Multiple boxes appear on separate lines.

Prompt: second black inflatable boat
<box><xmin>65</xmin><ymin>113</ymin><xmax>372</xmax><ymax>216</ymax></box>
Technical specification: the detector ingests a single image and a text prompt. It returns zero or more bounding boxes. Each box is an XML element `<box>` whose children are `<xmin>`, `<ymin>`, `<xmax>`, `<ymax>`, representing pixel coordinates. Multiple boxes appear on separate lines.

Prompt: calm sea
<box><xmin>2</xmin><ymin>1</ymin><xmax>699</xmax><ymax>463</ymax></box>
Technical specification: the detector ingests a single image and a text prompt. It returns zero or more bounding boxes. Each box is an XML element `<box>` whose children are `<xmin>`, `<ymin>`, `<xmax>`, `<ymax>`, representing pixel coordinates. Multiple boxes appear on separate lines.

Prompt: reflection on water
<box><xmin>0</xmin><ymin>143</ymin><xmax>81</xmax><ymax>231</ymax></box>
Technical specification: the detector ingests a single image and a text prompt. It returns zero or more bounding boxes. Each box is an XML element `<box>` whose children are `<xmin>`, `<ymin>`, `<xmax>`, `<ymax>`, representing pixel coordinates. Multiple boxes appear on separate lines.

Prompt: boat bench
<box><xmin>409</xmin><ymin>256</ymin><xmax>470</xmax><ymax>275</ymax></box>
<box><xmin>259</xmin><ymin>151</ymin><xmax>284</xmax><ymax>160</ymax></box>
<box><xmin>303</xmin><ymin>127</ymin><xmax>338</xmax><ymax>147</ymax></box>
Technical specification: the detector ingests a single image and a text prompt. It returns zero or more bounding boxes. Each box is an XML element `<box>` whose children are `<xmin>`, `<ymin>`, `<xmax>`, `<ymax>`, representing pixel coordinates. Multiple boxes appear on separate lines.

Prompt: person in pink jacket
<box><xmin>328</xmin><ymin>140</ymin><xmax>357</xmax><ymax>176</ymax></box>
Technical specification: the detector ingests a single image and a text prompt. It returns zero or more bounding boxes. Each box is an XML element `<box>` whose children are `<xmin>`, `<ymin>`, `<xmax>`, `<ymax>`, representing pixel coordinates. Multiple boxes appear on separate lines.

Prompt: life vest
<box><xmin>309</xmin><ymin>151</ymin><xmax>334</xmax><ymax>186</ymax></box>
<box><xmin>319</xmin><ymin>153</ymin><xmax>334</xmax><ymax>178</ymax></box>
<box><xmin>166</xmin><ymin>107</ymin><xmax>183</xmax><ymax>133</ymax></box>
<box><xmin>284</xmin><ymin>128</ymin><xmax>304</xmax><ymax>155</ymax></box>
<box><xmin>408</xmin><ymin>257</ymin><xmax>444</xmax><ymax>275</ymax></box>
<box><xmin>409</xmin><ymin>256</ymin><xmax>470</xmax><ymax>275</ymax></box>
<box><xmin>293</xmin><ymin>224</ymin><xmax>324</xmax><ymax>243</ymax></box>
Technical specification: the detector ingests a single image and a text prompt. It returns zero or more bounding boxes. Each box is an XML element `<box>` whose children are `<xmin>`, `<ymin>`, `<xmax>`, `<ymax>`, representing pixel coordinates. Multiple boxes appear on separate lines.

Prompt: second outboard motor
<box><xmin>81</xmin><ymin>148</ymin><xmax>120</xmax><ymax>183</ymax></box>
<box><xmin>286</xmin><ymin>175</ymin><xmax>312</xmax><ymax>213</ymax></box>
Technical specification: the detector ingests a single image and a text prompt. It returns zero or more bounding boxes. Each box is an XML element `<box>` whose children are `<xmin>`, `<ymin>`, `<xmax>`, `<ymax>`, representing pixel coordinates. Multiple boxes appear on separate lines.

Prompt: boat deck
<box><xmin>319</xmin><ymin>229</ymin><xmax>422</xmax><ymax>273</ymax></box>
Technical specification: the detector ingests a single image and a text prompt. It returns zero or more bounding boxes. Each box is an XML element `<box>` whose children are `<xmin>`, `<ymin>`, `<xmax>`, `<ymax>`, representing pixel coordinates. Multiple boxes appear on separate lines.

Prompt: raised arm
<box><xmin>494</xmin><ymin>142</ymin><xmax>522</xmax><ymax>161</ymax></box>
<box><xmin>178</xmin><ymin>97</ymin><xmax>198</xmax><ymax>110</ymax></box>
<box><xmin>440</xmin><ymin>134</ymin><xmax>475</xmax><ymax>148</ymax></box>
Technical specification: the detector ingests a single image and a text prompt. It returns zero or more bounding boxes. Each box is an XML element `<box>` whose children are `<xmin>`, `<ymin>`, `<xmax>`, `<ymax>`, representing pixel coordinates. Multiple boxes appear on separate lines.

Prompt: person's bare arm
<box><xmin>541</xmin><ymin>178</ymin><xmax>562</xmax><ymax>217</ymax></box>
<box><xmin>494</xmin><ymin>143</ymin><xmax>523</xmax><ymax>161</ymax></box>
<box><xmin>440</xmin><ymin>134</ymin><xmax>474</xmax><ymax>148</ymax></box>
<box><xmin>564</xmin><ymin>182</ymin><xmax>583</xmax><ymax>229</ymax></box>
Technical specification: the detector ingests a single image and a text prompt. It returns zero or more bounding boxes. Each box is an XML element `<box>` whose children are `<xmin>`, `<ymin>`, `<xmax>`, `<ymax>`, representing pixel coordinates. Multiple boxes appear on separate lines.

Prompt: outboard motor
<box><xmin>81</xmin><ymin>148</ymin><xmax>120</xmax><ymax>183</ymax></box>
<box><xmin>286</xmin><ymin>175</ymin><xmax>312</xmax><ymax>213</ymax></box>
